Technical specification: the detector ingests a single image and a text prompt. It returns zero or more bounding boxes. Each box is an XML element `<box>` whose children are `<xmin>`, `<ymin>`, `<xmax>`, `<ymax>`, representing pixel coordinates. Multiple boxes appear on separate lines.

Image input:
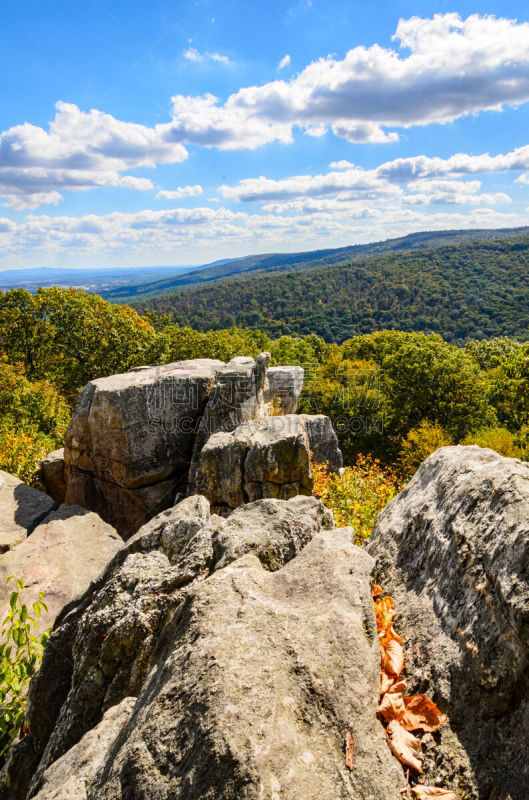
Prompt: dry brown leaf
<box><xmin>380</xmin><ymin>625</ymin><xmax>404</xmax><ymax>647</ymax></box>
<box><xmin>410</xmin><ymin>787</ymin><xmax>456</xmax><ymax>799</ymax></box>
<box><xmin>401</xmin><ymin>695</ymin><xmax>447</xmax><ymax>733</ymax></box>
<box><xmin>378</xmin><ymin>692</ymin><xmax>406</xmax><ymax>723</ymax></box>
<box><xmin>374</xmin><ymin>596</ymin><xmax>396</xmax><ymax>633</ymax></box>
<box><xmin>372</xmin><ymin>584</ymin><xmax>384</xmax><ymax>597</ymax></box>
<box><xmin>380</xmin><ymin>670</ymin><xmax>395</xmax><ymax>694</ymax></box>
<box><xmin>384</xmin><ymin>639</ymin><xmax>404</xmax><ymax>676</ymax></box>
<box><xmin>388</xmin><ymin>679</ymin><xmax>407</xmax><ymax>694</ymax></box>
<box><xmin>345</xmin><ymin>727</ymin><xmax>354</xmax><ymax>770</ymax></box>
<box><xmin>385</xmin><ymin>720</ymin><xmax>423</xmax><ymax>772</ymax></box>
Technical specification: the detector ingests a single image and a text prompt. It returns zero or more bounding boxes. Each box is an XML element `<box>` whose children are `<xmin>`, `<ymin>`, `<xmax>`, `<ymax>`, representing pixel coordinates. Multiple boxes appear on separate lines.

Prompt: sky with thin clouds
<box><xmin>1</xmin><ymin>0</ymin><xmax>529</xmax><ymax>268</ymax></box>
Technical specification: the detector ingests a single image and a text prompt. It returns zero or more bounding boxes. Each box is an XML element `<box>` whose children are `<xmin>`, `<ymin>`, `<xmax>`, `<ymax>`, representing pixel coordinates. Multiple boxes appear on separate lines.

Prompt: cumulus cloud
<box><xmin>278</xmin><ymin>54</ymin><xmax>291</xmax><ymax>69</ymax></box>
<box><xmin>0</xmin><ymin>102</ymin><xmax>186</xmax><ymax>208</ymax></box>
<box><xmin>167</xmin><ymin>13</ymin><xmax>529</xmax><ymax>146</ymax></box>
<box><xmin>156</xmin><ymin>185</ymin><xmax>203</xmax><ymax>199</ymax></box>
<box><xmin>219</xmin><ymin>143</ymin><xmax>529</xmax><ymax>205</ymax></box>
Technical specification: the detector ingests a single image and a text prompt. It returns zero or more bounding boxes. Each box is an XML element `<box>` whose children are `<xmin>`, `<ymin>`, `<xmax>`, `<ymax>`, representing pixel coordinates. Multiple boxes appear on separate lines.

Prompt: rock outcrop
<box><xmin>367</xmin><ymin>445</ymin><xmax>529</xmax><ymax>800</ymax></box>
<box><xmin>39</xmin><ymin>449</ymin><xmax>66</xmax><ymax>506</ymax></box>
<box><xmin>64</xmin><ymin>360</ymin><xmax>224</xmax><ymax>537</ymax></box>
<box><xmin>0</xmin><ymin>494</ymin><xmax>405</xmax><ymax>800</ymax></box>
<box><xmin>191</xmin><ymin>414</ymin><xmax>342</xmax><ymax>515</ymax></box>
<box><xmin>0</xmin><ymin>471</ymin><xmax>55</xmax><ymax>553</ymax></box>
<box><xmin>0</xmin><ymin>504</ymin><xmax>122</xmax><ymax>635</ymax></box>
<box><xmin>299</xmin><ymin>413</ymin><xmax>343</xmax><ymax>473</ymax></box>
<box><xmin>62</xmin><ymin>355</ymin><xmax>342</xmax><ymax>538</ymax></box>
<box><xmin>265</xmin><ymin>365</ymin><xmax>304</xmax><ymax>414</ymax></box>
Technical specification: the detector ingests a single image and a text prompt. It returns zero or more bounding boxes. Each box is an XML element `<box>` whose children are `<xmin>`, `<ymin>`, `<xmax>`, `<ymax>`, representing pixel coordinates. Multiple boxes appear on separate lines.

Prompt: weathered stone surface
<box><xmin>1</xmin><ymin>494</ymin><xmax>404</xmax><ymax>800</ymax></box>
<box><xmin>265</xmin><ymin>365</ymin><xmax>304</xmax><ymax>414</ymax></box>
<box><xmin>0</xmin><ymin>504</ymin><xmax>121</xmax><ymax>635</ymax></box>
<box><xmin>192</xmin><ymin>415</ymin><xmax>314</xmax><ymax>514</ymax></box>
<box><xmin>367</xmin><ymin>445</ymin><xmax>529</xmax><ymax>800</ymax></box>
<box><xmin>0</xmin><ymin>471</ymin><xmax>55</xmax><ymax>553</ymax></box>
<box><xmin>188</xmin><ymin>353</ymin><xmax>271</xmax><ymax>482</ymax></box>
<box><xmin>32</xmin><ymin>699</ymin><xmax>136</xmax><ymax>800</ymax></box>
<box><xmin>39</xmin><ymin>449</ymin><xmax>66</xmax><ymax>506</ymax></box>
<box><xmin>299</xmin><ymin>413</ymin><xmax>343</xmax><ymax>473</ymax></box>
<box><xmin>193</xmin><ymin>414</ymin><xmax>342</xmax><ymax>515</ymax></box>
<box><xmin>64</xmin><ymin>359</ymin><xmax>224</xmax><ymax>537</ymax></box>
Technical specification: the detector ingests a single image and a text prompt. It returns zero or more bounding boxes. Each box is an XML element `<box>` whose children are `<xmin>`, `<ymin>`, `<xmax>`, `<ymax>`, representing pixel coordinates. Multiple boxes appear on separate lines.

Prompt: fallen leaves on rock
<box><xmin>402</xmin><ymin>695</ymin><xmax>447</xmax><ymax>733</ymax></box>
<box><xmin>373</xmin><ymin>585</ymin><xmax>452</xmax><ymax>797</ymax></box>
<box><xmin>410</xmin><ymin>787</ymin><xmax>456</xmax><ymax>799</ymax></box>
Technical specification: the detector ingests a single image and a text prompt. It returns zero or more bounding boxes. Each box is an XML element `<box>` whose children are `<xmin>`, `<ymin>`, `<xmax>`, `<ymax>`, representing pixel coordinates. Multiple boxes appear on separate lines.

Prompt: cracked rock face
<box><xmin>191</xmin><ymin>414</ymin><xmax>343</xmax><ymax>516</ymax></box>
<box><xmin>0</xmin><ymin>494</ymin><xmax>404</xmax><ymax>800</ymax></box>
<box><xmin>64</xmin><ymin>359</ymin><xmax>225</xmax><ymax>538</ymax></box>
<box><xmin>367</xmin><ymin>445</ymin><xmax>529</xmax><ymax>800</ymax></box>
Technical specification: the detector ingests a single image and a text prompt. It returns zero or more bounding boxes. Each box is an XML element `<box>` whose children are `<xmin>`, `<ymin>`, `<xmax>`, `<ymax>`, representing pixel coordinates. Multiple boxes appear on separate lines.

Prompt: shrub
<box><xmin>0</xmin><ymin>423</ymin><xmax>53</xmax><ymax>485</ymax></box>
<box><xmin>312</xmin><ymin>455</ymin><xmax>400</xmax><ymax>544</ymax></box>
<box><xmin>398</xmin><ymin>421</ymin><xmax>453</xmax><ymax>479</ymax></box>
<box><xmin>461</xmin><ymin>427</ymin><xmax>521</xmax><ymax>458</ymax></box>
<box><xmin>0</xmin><ymin>578</ymin><xmax>50</xmax><ymax>757</ymax></box>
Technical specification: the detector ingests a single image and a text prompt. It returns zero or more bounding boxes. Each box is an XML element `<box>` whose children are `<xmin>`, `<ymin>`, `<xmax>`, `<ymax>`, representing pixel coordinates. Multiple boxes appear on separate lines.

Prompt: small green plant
<box><xmin>0</xmin><ymin>577</ymin><xmax>50</xmax><ymax>756</ymax></box>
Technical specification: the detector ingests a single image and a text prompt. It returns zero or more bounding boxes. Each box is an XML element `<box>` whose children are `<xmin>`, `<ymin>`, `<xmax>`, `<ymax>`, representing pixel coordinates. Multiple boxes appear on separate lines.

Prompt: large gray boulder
<box><xmin>0</xmin><ymin>471</ymin><xmax>55</xmax><ymax>553</ymax></box>
<box><xmin>0</xmin><ymin>494</ymin><xmax>405</xmax><ymax>800</ymax></box>
<box><xmin>0</xmin><ymin>504</ymin><xmax>122</xmax><ymax>635</ymax></box>
<box><xmin>64</xmin><ymin>355</ymin><xmax>277</xmax><ymax>539</ymax></box>
<box><xmin>367</xmin><ymin>445</ymin><xmax>529</xmax><ymax>800</ymax></box>
<box><xmin>64</xmin><ymin>359</ymin><xmax>224</xmax><ymax>538</ymax></box>
<box><xmin>192</xmin><ymin>414</ymin><xmax>343</xmax><ymax>515</ymax></box>
<box><xmin>265</xmin><ymin>365</ymin><xmax>304</xmax><ymax>414</ymax></box>
<box><xmin>39</xmin><ymin>449</ymin><xmax>66</xmax><ymax>506</ymax></box>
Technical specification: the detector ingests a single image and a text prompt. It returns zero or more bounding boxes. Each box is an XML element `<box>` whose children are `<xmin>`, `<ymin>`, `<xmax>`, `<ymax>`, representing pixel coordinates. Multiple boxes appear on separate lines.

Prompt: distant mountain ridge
<box><xmin>137</xmin><ymin>230</ymin><xmax>529</xmax><ymax>345</ymax></box>
<box><xmin>100</xmin><ymin>225</ymin><xmax>529</xmax><ymax>303</ymax></box>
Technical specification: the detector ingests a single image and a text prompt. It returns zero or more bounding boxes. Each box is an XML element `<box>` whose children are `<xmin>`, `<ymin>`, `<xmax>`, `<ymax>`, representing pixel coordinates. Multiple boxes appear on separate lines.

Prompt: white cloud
<box><xmin>278</xmin><ymin>54</ymin><xmax>291</xmax><ymax>69</ymax></box>
<box><xmin>329</xmin><ymin>160</ymin><xmax>355</xmax><ymax>170</ymax></box>
<box><xmin>167</xmin><ymin>13</ymin><xmax>529</xmax><ymax>147</ymax></box>
<box><xmin>2</xmin><ymin>200</ymin><xmax>528</xmax><ymax>267</ymax></box>
<box><xmin>183</xmin><ymin>47</ymin><xmax>231</xmax><ymax>65</ymax></box>
<box><xmin>183</xmin><ymin>46</ymin><xmax>202</xmax><ymax>62</ymax></box>
<box><xmin>0</xmin><ymin>102</ymin><xmax>186</xmax><ymax>208</ymax></box>
<box><xmin>220</xmin><ymin>143</ymin><xmax>529</xmax><ymax>204</ymax></box>
<box><xmin>156</xmin><ymin>185</ymin><xmax>204</xmax><ymax>199</ymax></box>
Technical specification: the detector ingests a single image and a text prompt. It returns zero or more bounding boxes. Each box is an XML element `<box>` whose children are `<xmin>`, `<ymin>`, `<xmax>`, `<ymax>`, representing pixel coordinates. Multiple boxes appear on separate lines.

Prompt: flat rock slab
<box><xmin>0</xmin><ymin>504</ymin><xmax>122</xmax><ymax>634</ymax></box>
<box><xmin>0</xmin><ymin>471</ymin><xmax>55</xmax><ymax>553</ymax></box>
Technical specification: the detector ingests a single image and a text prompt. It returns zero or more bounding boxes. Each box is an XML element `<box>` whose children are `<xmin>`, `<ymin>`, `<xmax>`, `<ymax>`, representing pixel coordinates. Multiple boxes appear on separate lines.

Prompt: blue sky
<box><xmin>1</xmin><ymin>0</ymin><xmax>529</xmax><ymax>267</ymax></box>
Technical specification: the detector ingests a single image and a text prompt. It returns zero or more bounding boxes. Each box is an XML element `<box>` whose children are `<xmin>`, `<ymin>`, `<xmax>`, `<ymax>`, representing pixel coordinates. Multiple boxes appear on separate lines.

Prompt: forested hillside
<box><xmin>101</xmin><ymin>225</ymin><xmax>529</xmax><ymax>304</ymax></box>
<box><xmin>138</xmin><ymin>235</ymin><xmax>529</xmax><ymax>344</ymax></box>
